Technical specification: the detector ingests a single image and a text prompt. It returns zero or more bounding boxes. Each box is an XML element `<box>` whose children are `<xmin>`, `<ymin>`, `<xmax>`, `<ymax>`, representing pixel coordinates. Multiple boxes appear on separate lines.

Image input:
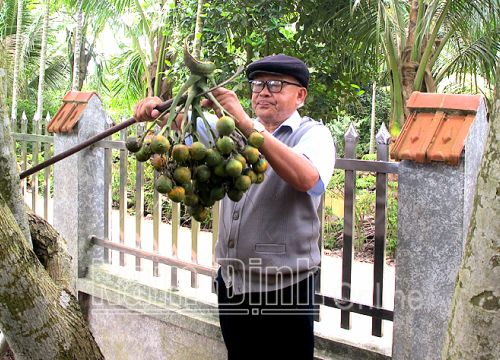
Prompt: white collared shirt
<box><xmin>263</xmin><ymin>111</ymin><xmax>335</xmax><ymax>196</ymax></box>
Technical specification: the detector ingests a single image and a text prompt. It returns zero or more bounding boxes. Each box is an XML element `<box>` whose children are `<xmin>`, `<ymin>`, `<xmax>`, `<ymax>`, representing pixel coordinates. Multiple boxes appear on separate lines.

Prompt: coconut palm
<box><xmin>67</xmin><ymin>0</ymin><xmax>180</xmax><ymax>102</ymax></box>
<box><xmin>34</xmin><ymin>0</ymin><xmax>50</xmax><ymax>120</ymax></box>
<box><xmin>1</xmin><ymin>0</ymin><xmax>69</xmax><ymax>120</ymax></box>
<box><xmin>71</xmin><ymin>0</ymin><xmax>83</xmax><ymax>90</ymax></box>
<box><xmin>328</xmin><ymin>0</ymin><xmax>499</xmax><ymax>133</ymax></box>
<box><xmin>10</xmin><ymin>0</ymin><xmax>22</xmax><ymax>122</ymax></box>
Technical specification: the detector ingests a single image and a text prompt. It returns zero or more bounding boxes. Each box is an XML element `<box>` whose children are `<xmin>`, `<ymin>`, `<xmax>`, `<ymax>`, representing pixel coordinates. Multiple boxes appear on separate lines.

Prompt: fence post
<box><xmin>53</xmin><ymin>93</ymin><xmax>107</xmax><ymax>292</ymax></box>
<box><xmin>372</xmin><ymin>123</ymin><xmax>391</xmax><ymax>337</ymax></box>
<box><xmin>392</xmin><ymin>95</ymin><xmax>489</xmax><ymax>359</ymax></box>
<box><xmin>43</xmin><ymin>113</ymin><xmax>52</xmax><ymax>221</ymax></box>
<box><xmin>341</xmin><ymin>122</ymin><xmax>358</xmax><ymax>330</ymax></box>
<box><xmin>31</xmin><ymin>112</ymin><xmax>40</xmax><ymax>212</ymax></box>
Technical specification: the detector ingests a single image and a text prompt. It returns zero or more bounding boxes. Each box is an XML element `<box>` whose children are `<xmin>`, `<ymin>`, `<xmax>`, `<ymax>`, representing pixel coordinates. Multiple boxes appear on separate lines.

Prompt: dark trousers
<box><xmin>216</xmin><ymin>270</ymin><xmax>315</xmax><ymax>360</ymax></box>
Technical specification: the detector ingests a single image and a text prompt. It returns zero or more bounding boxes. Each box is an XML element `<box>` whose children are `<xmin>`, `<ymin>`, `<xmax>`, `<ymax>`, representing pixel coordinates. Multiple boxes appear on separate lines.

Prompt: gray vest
<box><xmin>216</xmin><ymin>117</ymin><xmax>323</xmax><ymax>294</ymax></box>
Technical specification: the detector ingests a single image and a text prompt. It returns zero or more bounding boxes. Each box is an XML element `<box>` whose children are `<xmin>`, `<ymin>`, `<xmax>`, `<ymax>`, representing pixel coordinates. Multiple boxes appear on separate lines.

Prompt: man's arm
<box><xmin>133</xmin><ymin>93</ymin><xmax>330</xmax><ymax>193</ymax></box>
<box><xmin>206</xmin><ymin>88</ymin><xmax>321</xmax><ymax>193</ymax></box>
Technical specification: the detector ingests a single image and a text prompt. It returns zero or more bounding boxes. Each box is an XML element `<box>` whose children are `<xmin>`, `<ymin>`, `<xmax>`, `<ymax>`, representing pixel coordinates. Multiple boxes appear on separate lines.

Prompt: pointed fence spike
<box><xmin>43</xmin><ymin>113</ymin><xmax>52</xmax><ymax>134</ymax></box>
<box><xmin>137</xmin><ymin>122</ymin><xmax>145</xmax><ymax>135</ymax></box>
<box><xmin>344</xmin><ymin>122</ymin><xmax>359</xmax><ymax>143</ymax></box>
<box><xmin>105</xmin><ymin>115</ymin><xmax>114</xmax><ymax>126</ymax></box>
<box><xmin>21</xmin><ymin>111</ymin><xmax>28</xmax><ymax>122</ymax></box>
<box><xmin>376</xmin><ymin>122</ymin><xmax>391</xmax><ymax>145</ymax></box>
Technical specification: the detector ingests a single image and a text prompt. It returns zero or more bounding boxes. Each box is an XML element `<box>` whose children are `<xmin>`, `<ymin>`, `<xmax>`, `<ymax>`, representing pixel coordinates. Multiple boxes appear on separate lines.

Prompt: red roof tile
<box><xmin>47</xmin><ymin>91</ymin><xmax>98</xmax><ymax>133</ymax></box>
<box><xmin>391</xmin><ymin>92</ymin><xmax>484</xmax><ymax>165</ymax></box>
<box><xmin>406</xmin><ymin>91</ymin><xmax>482</xmax><ymax>112</ymax></box>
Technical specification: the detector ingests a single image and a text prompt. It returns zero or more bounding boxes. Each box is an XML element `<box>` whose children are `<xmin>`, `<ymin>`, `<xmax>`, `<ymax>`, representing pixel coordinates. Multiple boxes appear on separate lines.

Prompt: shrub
<box><xmin>324</xmin><ymin>172</ymin><xmax>398</xmax><ymax>260</ymax></box>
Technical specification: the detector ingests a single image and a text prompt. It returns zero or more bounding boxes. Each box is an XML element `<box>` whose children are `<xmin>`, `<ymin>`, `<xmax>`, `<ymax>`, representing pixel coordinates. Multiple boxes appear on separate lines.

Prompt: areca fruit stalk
<box><xmin>125</xmin><ymin>39</ymin><xmax>267</xmax><ymax>222</ymax></box>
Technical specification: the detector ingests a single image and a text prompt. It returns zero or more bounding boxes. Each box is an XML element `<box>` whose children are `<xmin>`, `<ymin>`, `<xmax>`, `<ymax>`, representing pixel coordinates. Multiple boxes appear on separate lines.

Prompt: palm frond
<box><xmin>434</xmin><ymin>27</ymin><xmax>499</xmax><ymax>86</ymax></box>
<box><xmin>80</xmin><ymin>0</ymin><xmax>133</xmax><ymax>29</ymax></box>
<box><xmin>107</xmin><ymin>47</ymin><xmax>146</xmax><ymax>105</ymax></box>
<box><xmin>27</xmin><ymin>55</ymin><xmax>70</xmax><ymax>92</ymax></box>
<box><xmin>20</xmin><ymin>13</ymin><xmax>43</xmax><ymax>68</ymax></box>
<box><xmin>0</xmin><ymin>0</ymin><xmax>17</xmax><ymax>38</ymax></box>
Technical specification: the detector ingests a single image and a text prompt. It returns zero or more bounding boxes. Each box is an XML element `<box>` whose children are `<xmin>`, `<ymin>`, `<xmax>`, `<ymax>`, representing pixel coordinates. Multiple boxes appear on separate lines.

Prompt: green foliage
<box><xmin>386</xmin><ymin>180</ymin><xmax>398</xmax><ymax>256</ymax></box>
<box><xmin>324</xmin><ymin>171</ymin><xmax>398</xmax><ymax>259</ymax></box>
<box><xmin>323</xmin><ymin>217</ymin><xmax>343</xmax><ymax>250</ymax></box>
<box><xmin>353</xmin><ymin>189</ymin><xmax>375</xmax><ymax>249</ymax></box>
<box><xmin>1</xmin><ymin>0</ymin><xmax>70</xmax><ymax>121</ymax></box>
<box><xmin>324</xmin><ymin>86</ymin><xmax>391</xmax><ymax>157</ymax></box>
<box><xmin>356</xmin><ymin>173</ymin><xmax>376</xmax><ymax>191</ymax></box>
<box><xmin>325</xmin><ymin>0</ymin><xmax>499</xmax><ymax>132</ymax></box>
<box><xmin>327</xmin><ymin>169</ymin><xmax>344</xmax><ymax>195</ymax></box>
<box><xmin>172</xmin><ymin>0</ymin><xmax>379</xmax><ymax>121</ymax></box>
<box><xmin>361</xmin><ymin>153</ymin><xmax>377</xmax><ymax>161</ymax></box>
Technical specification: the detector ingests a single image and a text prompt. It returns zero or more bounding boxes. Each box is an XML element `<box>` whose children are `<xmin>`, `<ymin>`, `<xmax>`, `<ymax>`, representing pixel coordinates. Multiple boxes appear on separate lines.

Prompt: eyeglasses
<box><xmin>249</xmin><ymin>79</ymin><xmax>302</xmax><ymax>93</ymax></box>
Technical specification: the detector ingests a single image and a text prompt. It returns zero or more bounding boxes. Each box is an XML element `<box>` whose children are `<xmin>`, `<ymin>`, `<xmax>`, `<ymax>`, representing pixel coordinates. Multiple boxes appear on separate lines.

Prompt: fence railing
<box><xmin>315</xmin><ymin>122</ymin><xmax>397</xmax><ymax>338</ymax></box>
<box><xmin>13</xmin><ymin>115</ymin><xmax>398</xmax><ymax>341</ymax></box>
<box><xmin>93</xmin><ymin>122</ymin><xmax>221</xmax><ymax>289</ymax></box>
<box><xmin>12</xmin><ymin>112</ymin><xmax>53</xmax><ymax>222</ymax></box>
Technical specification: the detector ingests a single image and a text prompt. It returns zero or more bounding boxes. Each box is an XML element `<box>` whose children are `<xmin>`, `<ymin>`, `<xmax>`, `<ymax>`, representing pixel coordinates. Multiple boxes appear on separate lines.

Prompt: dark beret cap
<box><xmin>246</xmin><ymin>54</ymin><xmax>310</xmax><ymax>89</ymax></box>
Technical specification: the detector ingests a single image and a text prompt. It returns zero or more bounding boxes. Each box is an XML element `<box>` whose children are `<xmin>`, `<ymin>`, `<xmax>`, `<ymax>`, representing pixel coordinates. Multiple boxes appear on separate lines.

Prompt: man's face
<box><xmin>251</xmin><ymin>73</ymin><xmax>307</xmax><ymax>123</ymax></box>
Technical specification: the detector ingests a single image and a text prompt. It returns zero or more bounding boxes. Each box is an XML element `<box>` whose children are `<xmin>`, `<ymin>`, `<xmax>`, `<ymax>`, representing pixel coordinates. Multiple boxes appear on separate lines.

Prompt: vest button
<box><xmin>232</xmin><ymin>212</ymin><xmax>239</xmax><ymax>220</ymax></box>
<box><xmin>228</xmin><ymin>239</ymin><xmax>235</xmax><ymax>248</ymax></box>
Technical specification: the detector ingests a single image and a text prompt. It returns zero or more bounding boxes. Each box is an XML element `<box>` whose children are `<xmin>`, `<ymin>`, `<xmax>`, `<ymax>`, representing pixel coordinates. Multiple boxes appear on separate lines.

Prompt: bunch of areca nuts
<box><xmin>125</xmin><ymin>115</ymin><xmax>266</xmax><ymax>222</ymax></box>
<box><xmin>125</xmin><ymin>39</ymin><xmax>268</xmax><ymax>222</ymax></box>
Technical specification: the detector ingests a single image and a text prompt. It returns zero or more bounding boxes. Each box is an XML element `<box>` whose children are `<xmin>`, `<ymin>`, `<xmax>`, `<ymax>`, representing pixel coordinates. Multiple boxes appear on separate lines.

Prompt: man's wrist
<box><xmin>236</xmin><ymin>115</ymin><xmax>256</xmax><ymax>137</ymax></box>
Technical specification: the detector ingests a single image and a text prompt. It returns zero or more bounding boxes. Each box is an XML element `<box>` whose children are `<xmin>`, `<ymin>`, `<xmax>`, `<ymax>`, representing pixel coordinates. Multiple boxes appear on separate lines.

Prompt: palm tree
<box><xmin>71</xmin><ymin>0</ymin><xmax>179</xmax><ymax>102</ymax></box>
<box><xmin>329</xmin><ymin>0</ymin><xmax>499</xmax><ymax>134</ymax></box>
<box><xmin>10</xmin><ymin>0</ymin><xmax>22</xmax><ymax>123</ymax></box>
<box><xmin>71</xmin><ymin>0</ymin><xmax>83</xmax><ymax>90</ymax></box>
<box><xmin>1</xmin><ymin>0</ymin><xmax>69</xmax><ymax>119</ymax></box>
<box><xmin>34</xmin><ymin>0</ymin><xmax>50</xmax><ymax>120</ymax></box>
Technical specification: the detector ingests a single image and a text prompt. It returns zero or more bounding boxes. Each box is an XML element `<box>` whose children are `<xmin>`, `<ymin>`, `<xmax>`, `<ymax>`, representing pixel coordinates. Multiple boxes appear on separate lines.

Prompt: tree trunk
<box><xmin>28</xmin><ymin>208</ymin><xmax>72</xmax><ymax>290</ymax></box>
<box><xmin>441</xmin><ymin>66</ymin><xmax>500</xmax><ymax>358</ymax></box>
<box><xmin>0</xmin><ymin>209</ymin><xmax>73</xmax><ymax>360</ymax></box>
<box><xmin>77</xmin><ymin>23</ymin><xmax>95</xmax><ymax>92</ymax></box>
<box><xmin>0</xmin><ymin>68</ymin><xmax>31</xmax><ymax>245</ymax></box>
<box><xmin>10</xmin><ymin>0</ymin><xmax>23</xmax><ymax>125</ymax></box>
<box><xmin>72</xmin><ymin>0</ymin><xmax>83</xmax><ymax>91</ymax></box>
<box><xmin>401</xmin><ymin>0</ymin><xmax>419</xmax><ymax>116</ymax></box>
<box><xmin>0</xmin><ymin>195</ymin><xmax>104</xmax><ymax>360</ymax></box>
<box><xmin>34</xmin><ymin>0</ymin><xmax>50</xmax><ymax>122</ymax></box>
<box><xmin>1</xmin><ymin>68</ymin><xmax>102</xmax><ymax>359</ymax></box>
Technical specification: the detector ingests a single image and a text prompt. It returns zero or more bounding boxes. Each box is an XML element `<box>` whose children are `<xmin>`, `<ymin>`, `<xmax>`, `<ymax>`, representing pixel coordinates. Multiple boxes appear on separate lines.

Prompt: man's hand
<box><xmin>202</xmin><ymin>88</ymin><xmax>254</xmax><ymax>136</ymax></box>
<box><xmin>133</xmin><ymin>96</ymin><xmax>163</xmax><ymax>122</ymax></box>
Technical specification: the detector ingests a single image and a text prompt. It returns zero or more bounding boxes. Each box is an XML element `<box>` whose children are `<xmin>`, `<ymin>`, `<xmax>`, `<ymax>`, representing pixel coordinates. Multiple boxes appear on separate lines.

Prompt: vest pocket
<box><xmin>255</xmin><ymin>243</ymin><xmax>286</xmax><ymax>254</ymax></box>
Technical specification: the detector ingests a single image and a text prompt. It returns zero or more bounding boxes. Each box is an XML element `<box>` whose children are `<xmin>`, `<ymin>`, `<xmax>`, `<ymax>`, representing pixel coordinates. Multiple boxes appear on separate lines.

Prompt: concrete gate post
<box><xmin>390</xmin><ymin>92</ymin><xmax>489</xmax><ymax>359</ymax></box>
<box><xmin>50</xmin><ymin>91</ymin><xmax>108</xmax><ymax>291</ymax></box>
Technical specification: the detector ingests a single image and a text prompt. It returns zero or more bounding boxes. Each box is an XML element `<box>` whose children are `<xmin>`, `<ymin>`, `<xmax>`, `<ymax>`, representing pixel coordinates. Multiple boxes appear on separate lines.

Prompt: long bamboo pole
<box><xmin>19</xmin><ymin>66</ymin><xmax>244</xmax><ymax>180</ymax></box>
<box><xmin>18</xmin><ymin>96</ymin><xmax>177</xmax><ymax>180</ymax></box>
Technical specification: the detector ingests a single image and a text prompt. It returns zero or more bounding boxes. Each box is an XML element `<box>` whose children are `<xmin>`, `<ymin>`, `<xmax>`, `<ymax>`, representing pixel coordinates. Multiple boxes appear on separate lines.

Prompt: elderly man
<box><xmin>135</xmin><ymin>54</ymin><xmax>335</xmax><ymax>359</ymax></box>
